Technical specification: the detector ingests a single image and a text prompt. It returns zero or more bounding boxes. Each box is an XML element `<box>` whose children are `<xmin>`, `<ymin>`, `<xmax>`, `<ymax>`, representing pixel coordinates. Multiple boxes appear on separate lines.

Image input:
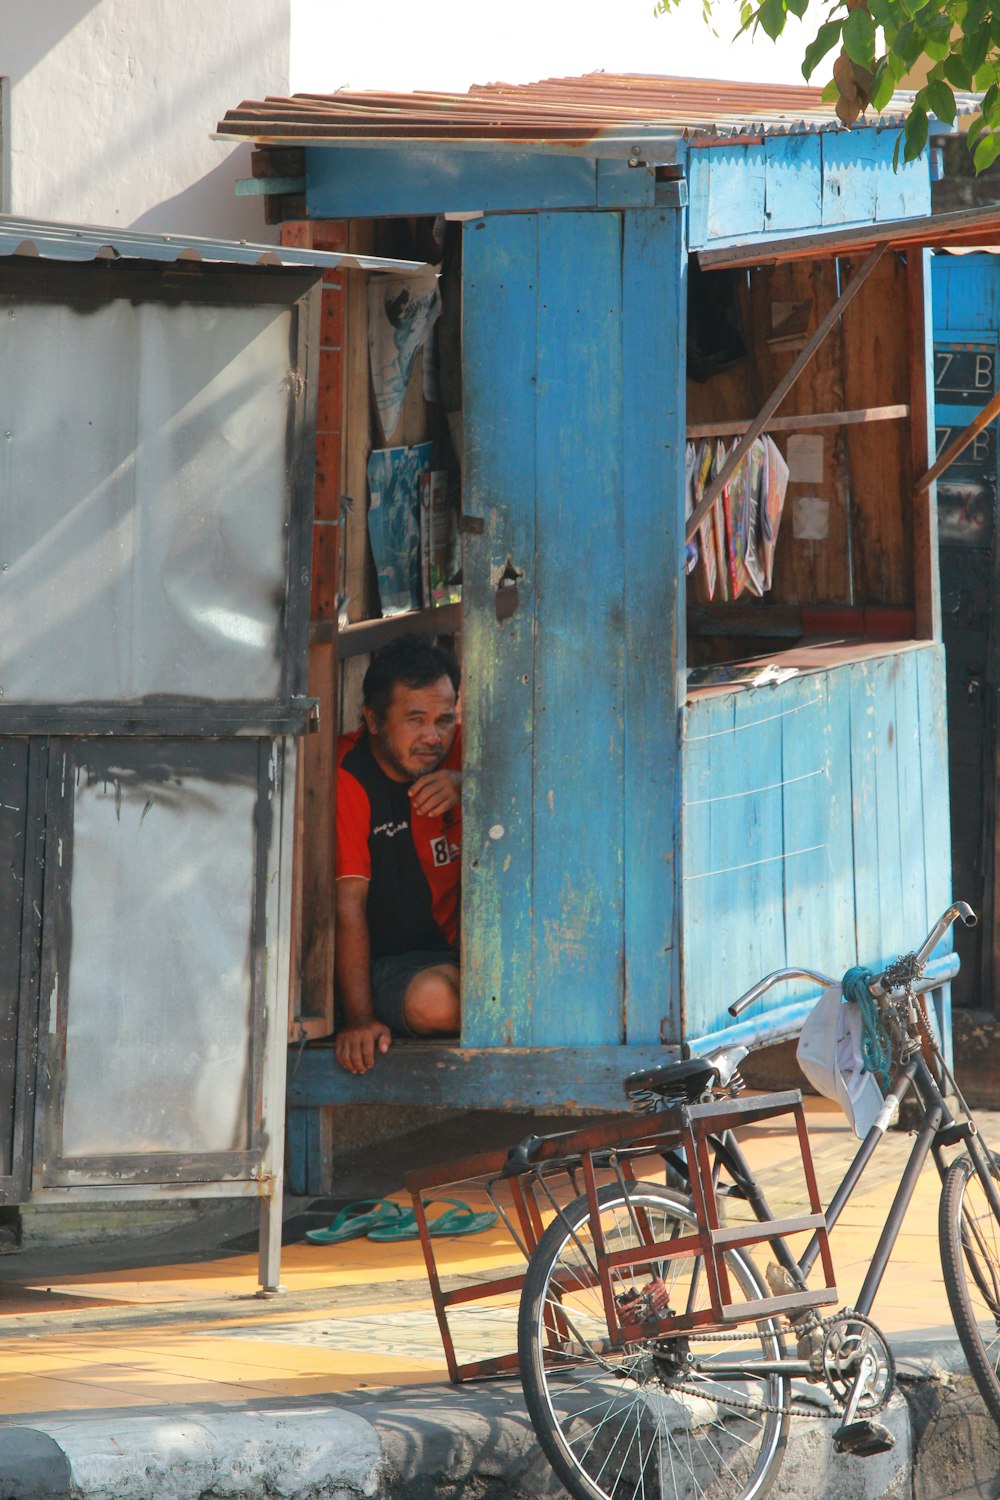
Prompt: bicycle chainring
<box><xmin>820</xmin><ymin>1313</ymin><xmax>895</xmax><ymax>1414</ymax></box>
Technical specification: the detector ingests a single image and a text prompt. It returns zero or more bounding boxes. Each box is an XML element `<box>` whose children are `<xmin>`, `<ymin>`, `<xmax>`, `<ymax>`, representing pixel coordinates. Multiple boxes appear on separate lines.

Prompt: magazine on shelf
<box><xmin>367</xmin><ymin>441</ymin><xmax>434</xmax><ymax>615</ymax></box>
<box><xmin>687</xmin><ymin>661</ymin><xmax>799</xmax><ymax>689</ymax></box>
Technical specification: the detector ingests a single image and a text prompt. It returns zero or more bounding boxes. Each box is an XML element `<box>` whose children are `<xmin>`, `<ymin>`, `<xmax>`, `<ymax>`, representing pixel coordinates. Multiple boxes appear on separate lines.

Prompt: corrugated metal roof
<box><xmin>0</xmin><ymin>215</ymin><xmax>427</xmax><ymax>273</ymax></box>
<box><xmin>217</xmin><ymin>72</ymin><xmax>912</xmax><ymax>150</ymax></box>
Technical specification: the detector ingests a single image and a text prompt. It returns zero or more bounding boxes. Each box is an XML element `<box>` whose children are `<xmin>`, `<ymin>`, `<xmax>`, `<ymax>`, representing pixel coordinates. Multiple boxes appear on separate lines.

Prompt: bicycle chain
<box><xmin>639</xmin><ymin>1309</ymin><xmax>892</xmax><ymax>1422</ymax></box>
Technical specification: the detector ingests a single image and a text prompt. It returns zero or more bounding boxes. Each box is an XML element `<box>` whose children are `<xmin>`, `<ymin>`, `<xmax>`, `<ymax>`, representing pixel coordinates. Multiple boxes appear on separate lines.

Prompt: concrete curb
<box><xmin>2</xmin><ymin>1345</ymin><xmax>997</xmax><ymax>1500</ymax></box>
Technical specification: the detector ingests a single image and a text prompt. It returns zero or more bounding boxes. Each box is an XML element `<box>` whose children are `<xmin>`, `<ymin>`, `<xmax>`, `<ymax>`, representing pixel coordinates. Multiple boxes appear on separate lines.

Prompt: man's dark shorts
<box><xmin>370</xmin><ymin>949</ymin><xmax>460</xmax><ymax>1036</ymax></box>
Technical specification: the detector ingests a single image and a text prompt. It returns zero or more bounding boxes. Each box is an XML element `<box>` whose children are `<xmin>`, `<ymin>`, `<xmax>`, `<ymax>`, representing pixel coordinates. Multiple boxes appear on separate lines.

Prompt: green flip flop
<box><xmin>367</xmin><ymin>1196</ymin><xmax>498</xmax><ymax>1241</ymax></box>
<box><xmin>305</xmin><ymin>1198</ymin><xmax>411</xmax><ymax>1244</ymax></box>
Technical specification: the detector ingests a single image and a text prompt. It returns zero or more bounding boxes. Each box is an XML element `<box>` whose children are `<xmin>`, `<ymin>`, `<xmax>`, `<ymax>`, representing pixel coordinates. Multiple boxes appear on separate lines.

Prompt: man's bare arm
<box><xmin>409</xmin><ymin>768</ymin><xmax>461</xmax><ymax>819</ymax></box>
<box><xmin>334</xmin><ymin>877</ymin><xmax>391</xmax><ymax>1075</ymax></box>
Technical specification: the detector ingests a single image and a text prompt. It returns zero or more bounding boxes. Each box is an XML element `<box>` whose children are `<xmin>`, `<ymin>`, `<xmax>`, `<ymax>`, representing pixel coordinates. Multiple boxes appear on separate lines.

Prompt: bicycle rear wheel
<box><xmin>940</xmin><ymin>1150</ymin><xmax>1000</xmax><ymax>1426</ymax></box>
<box><xmin>517</xmin><ymin>1182</ymin><xmax>789</xmax><ymax>1500</ymax></box>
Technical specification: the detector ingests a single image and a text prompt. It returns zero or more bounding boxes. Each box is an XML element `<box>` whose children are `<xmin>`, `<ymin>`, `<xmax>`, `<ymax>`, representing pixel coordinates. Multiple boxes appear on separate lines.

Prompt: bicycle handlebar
<box><xmin>726</xmin><ymin>902</ymin><xmax>977</xmax><ymax>1019</ymax></box>
<box><xmin>728</xmin><ymin>967</ymin><xmax>836</xmax><ymax>1019</ymax></box>
<box><xmin>868</xmin><ymin>900</ymin><xmax>977</xmax><ymax>997</ymax></box>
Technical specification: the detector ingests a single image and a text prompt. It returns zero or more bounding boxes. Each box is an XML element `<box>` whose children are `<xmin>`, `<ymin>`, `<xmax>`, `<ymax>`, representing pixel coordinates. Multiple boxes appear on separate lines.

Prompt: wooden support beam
<box><xmin>906</xmin><ymin>251</ymin><xmax>939</xmax><ymax>642</ymax></box>
<box><xmin>313</xmin><ymin>602</ymin><xmax>463</xmax><ymax>655</ymax></box>
<box><xmin>685</xmin><ymin>242</ymin><xmax>888</xmax><ymax>546</ymax></box>
<box><xmin>913</xmin><ymin>385</ymin><xmax>1000</xmax><ymax>495</ymax></box>
<box><xmin>685</xmin><ymin>403</ymin><xmax>908</xmax><ymax>440</ymax></box>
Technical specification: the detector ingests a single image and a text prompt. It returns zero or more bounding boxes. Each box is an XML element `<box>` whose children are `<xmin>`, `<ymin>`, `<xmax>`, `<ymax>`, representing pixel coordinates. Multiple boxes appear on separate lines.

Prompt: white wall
<box><xmin>2</xmin><ymin>0</ymin><xmax>290</xmax><ymax>240</ymax></box>
<box><xmin>289</xmin><ymin>0</ymin><xmax>811</xmax><ymax>94</ymax></box>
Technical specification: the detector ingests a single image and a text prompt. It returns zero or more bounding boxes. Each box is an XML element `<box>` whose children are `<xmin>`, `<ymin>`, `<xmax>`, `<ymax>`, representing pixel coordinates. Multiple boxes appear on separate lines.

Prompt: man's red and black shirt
<box><xmin>335</xmin><ymin>725</ymin><xmax>461</xmax><ymax>959</ymax></box>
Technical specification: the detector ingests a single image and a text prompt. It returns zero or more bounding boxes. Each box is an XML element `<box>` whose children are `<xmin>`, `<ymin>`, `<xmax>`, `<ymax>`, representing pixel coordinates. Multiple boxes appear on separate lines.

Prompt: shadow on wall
<box><xmin>6</xmin><ymin>0</ymin><xmax>287</xmax><ymax>239</ymax></box>
<box><xmin>128</xmin><ymin>148</ymin><xmax>267</xmax><ymax>241</ymax></box>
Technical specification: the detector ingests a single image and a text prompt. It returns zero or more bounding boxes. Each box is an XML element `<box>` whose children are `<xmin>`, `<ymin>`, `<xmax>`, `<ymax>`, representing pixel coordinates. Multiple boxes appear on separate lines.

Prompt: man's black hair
<box><xmin>362</xmin><ymin>634</ymin><xmax>460</xmax><ymax>724</ymax></box>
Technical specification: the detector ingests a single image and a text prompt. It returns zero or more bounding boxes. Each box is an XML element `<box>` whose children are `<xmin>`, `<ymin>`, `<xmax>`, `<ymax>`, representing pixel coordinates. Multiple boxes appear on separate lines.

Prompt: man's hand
<box><xmin>335</xmin><ymin>1016</ymin><xmax>392</xmax><ymax>1075</ymax></box>
<box><xmin>410</xmin><ymin>768</ymin><xmax>461</xmax><ymax>819</ymax></box>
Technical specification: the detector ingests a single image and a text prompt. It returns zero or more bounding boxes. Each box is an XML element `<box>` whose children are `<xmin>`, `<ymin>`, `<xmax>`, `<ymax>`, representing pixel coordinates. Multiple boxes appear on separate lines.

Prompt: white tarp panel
<box><xmin>0</xmin><ymin>297</ymin><xmax>291</xmax><ymax>702</ymax></box>
<box><xmin>60</xmin><ymin>751</ymin><xmax>257</xmax><ymax>1156</ymax></box>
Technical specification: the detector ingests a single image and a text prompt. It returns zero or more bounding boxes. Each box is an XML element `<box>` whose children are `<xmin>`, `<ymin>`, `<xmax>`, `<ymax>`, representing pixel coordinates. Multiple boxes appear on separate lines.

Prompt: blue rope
<box><xmin>841</xmin><ymin>966</ymin><xmax>893</xmax><ymax>1091</ymax></box>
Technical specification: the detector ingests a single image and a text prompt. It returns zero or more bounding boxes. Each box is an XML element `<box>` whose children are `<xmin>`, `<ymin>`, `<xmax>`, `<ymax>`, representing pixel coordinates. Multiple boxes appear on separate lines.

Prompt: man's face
<box><xmin>364</xmin><ymin>676</ymin><xmax>458</xmax><ymax>783</ymax></box>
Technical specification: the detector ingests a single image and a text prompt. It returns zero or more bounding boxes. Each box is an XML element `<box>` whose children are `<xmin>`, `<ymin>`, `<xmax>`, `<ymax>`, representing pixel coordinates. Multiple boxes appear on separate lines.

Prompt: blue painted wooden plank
<box><xmin>821</xmin><ymin>127</ymin><xmax>930</xmax><ymax>227</ymax></box>
<box><xmin>915</xmin><ymin>644</ymin><xmax>956</xmax><ymax>1065</ymax></box>
<box><xmin>680</xmin><ymin>696</ymin><xmax>716</xmax><ymax>1039</ymax></box>
<box><xmin>621</xmin><ymin>207</ymin><xmax>685</xmax><ymax>1045</ymax></box>
<box><xmin>531</xmin><ymin>211</ymin><xmax>625</xmax><ymax>1045</ymax></box>
<box><xmin>597</xmin><ymin>160</ymin><xmax>657</xmax><ymax>208</ymax></box>
<box><xmin>682</xmin><ymin>691</ymin><xmax>741</xmax><ymax>1037</ymax></box>
<box><xmin>684</xmin><ymin>667</ymin><xmax>872</xmax><ymax>1037</ymax></box>
<box><xmin>764</xmin><ymin>134</ymin><xmax>822</xmax><ymax>233</ymax></box>
<box><xmin>933</xmin><ymin>254</ymin><xmax>1000</xmax><ymax>337</ymax></box>
<box><xmin>460</xmin><ymin>214</ymin><xmax>539</xmax><ymax>1047</ymax></box>
<box><xmin>684</xmin><ymin>682</ymin><xmax>821</xmax><ymax>1035</ymax></box>
<box><xmin>734</xmin><ymin>686</ymin><xmax>787</xmax><ymax>995</ymax></box>
<box><xmin>892</xmin><ymin>651</ymin><xmax>930</xmax><ymax>945</ymax></box>
<box><xmin>871</xmin><ymin>657</ymin><xmax>906</xmax><ymax>961</ymax></box>
<box><xmin>875</xmin><ymin>657</ymin><xmax>905</xmax><ymax>960</ymax></box>
<box><xmin>780</xmin><ymin>675</ymin><xmax>847</xmax><ymax>981</ymax></box>
<box><xmin>305</xmin><ymin>145</ymin><xmax>598</xmax><ymax>218</ymax></box>
<box><xmin>848</xmin><ymin>661</ymin><xmax>882</xmax><ymax>965</ymax></box>
<box><xmin>872</xmin><ymin>129</ymin><xmax>932</xmax><ymax>221</ymax></box>
<box><xmin>822</xmin><ymin>129</ymin><xmax>880</xmax><ymax>227</ymax></box>
<box><xmin>285</xmin><ymin>1107</ymin><xmax>309</xmax><ymax>1196</ymax></box>
<box><xmin>687</xmin><ymin>150</ymin><xmax>711</xmax><ymax>250</ymax></box>
<box><xmin>288</xmin><ymin>1043</ymin><xmax>681</xmax><ymax>1110</ymax></box>
<box><xmin>823</xmin><ymin>667</ymin><xmax>863</xmax><ymax>971</ymax></box>
<box><xmin>704</xmin><ymin>145</ymin><xmax>767</xmax><ymax>243</ymax></box>
<box><xmin>916</xmin><ymin>644</ymin><xmax>954</xmax><ymax>922</ymax></box>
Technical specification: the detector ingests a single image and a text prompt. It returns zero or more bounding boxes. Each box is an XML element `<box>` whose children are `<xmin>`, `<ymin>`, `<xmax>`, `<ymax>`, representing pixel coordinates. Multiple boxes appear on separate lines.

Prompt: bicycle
<box><xmin>516</xmin><ymin>901</ymin><xmax>1000</xmax><ymax>1500</ymax></box>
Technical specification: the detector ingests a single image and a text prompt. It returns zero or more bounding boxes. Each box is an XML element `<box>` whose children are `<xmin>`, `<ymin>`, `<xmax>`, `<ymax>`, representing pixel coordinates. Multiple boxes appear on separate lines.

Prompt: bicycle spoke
<box><xmin>519</xmin><ymin>1184</ymin><xmax>788</xmax><ymax>1500</ymax></box>
<box><xmin>941</xmin><ymin>1152</ymin><xmax>1000</xmax><ymax>1429</ymax></box>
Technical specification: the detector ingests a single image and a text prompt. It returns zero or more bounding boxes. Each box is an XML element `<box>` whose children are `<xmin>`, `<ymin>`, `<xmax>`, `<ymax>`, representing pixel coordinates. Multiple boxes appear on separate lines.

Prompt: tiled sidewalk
<box><xmin>1</xmin><ymin>1097</ymin><xmax>995</xmax><ymax>1419</ymax></box>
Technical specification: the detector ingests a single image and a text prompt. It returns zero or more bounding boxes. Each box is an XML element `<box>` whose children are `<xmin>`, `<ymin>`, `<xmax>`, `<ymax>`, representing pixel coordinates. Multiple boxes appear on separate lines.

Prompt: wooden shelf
<box><xmin>311</xmin><ymin>601</ymin><xmax>462</xmax><ymax>656</ymax></box>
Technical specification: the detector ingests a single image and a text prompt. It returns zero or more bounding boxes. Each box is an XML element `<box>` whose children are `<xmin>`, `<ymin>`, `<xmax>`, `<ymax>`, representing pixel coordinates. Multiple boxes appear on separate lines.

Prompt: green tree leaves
<box><xmin>692</xmin><ymin>0</ymin><xmax>1000</xmax><ymax>172</ymax></box>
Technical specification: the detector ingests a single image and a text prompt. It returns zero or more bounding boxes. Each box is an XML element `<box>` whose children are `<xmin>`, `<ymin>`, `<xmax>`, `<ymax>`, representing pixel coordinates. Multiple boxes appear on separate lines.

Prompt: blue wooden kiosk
<box><xmin>219</xmin><ymin>79</ymin><xmax>971</xmax><ymax>1179</ymax></box>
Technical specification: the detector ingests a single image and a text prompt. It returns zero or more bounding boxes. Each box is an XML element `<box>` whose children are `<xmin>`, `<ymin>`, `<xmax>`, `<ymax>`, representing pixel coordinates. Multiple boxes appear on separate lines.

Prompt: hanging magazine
<box><xmin>708</xmin><ymin>440</ymin><xmax>730</xmax><ymax>602</ymax></box>
<box><xmin>684</xmin><ymin>443</ymin><xmax>700</xmax><ymax>576</ymax></box>
<box><xmin>720</xmin><ymin>440</ymin><xmax>752</xmax><ymax>600</ymax></box>
<box><xmin>423</xmin><ymin>467</ymin><xmax>462</xmax><ymax>606</ymax></box>
<box><xmin>743</xmin><ymin>436</ymin><xmax>767</xmax><ymax>598</ymax></box>
<box><xmin>367</xmin><ymin>441</ymin><xmax>433</xmax><ymax>615</ymax></box>
<box><xmin>761</xmin><ymin>437</ymin><xmax>790</xmax><ymax>591</ymax></box>
<box><xmin>691</xmin><ymin>440</ymin><xmax>721</xmax><ymax>603</ymax></box>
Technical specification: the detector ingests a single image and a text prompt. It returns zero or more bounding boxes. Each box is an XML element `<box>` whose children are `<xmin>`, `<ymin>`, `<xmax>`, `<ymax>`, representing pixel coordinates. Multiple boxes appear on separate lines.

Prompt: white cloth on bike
<box><xmin>796</xmin><ymin>982</ymin><xmax>885</xmax><ymax>1138</ymax></box>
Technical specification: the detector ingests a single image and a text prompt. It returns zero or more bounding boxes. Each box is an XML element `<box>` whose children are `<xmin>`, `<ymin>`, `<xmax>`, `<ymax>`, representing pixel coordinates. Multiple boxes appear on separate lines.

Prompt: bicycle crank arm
<box><xmin>831</xmin><ymin>1351</ymin><xmax>897</xmax><ymax>1458</ymax></box>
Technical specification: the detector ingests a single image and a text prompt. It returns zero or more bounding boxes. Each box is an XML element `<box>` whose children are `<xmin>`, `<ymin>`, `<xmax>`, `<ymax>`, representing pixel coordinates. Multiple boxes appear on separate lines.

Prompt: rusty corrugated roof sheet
<box><xmin>217</xmin><ymin>72</ymin><xmax>883</xmax><ymax>149</ymax></box>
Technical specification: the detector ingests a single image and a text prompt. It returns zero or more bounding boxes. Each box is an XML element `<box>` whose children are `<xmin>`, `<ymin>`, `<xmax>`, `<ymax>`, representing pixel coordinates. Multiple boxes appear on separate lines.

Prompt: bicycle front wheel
<box><xmin>517</xmin><ymin>1182</ymin><xmax>789</xmax><ymax>1500</ymax></box>
<box><xmin>940</xmin><ymin>1150</ymin><xmax>1000</xmax><ymax>1425</ymax></box>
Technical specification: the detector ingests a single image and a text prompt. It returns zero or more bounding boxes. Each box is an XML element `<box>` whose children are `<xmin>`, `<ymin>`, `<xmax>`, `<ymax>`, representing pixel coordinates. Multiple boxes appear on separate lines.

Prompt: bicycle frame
<box><xmin>676</xmin><ymin>1044</ymin><xmax>1000</xmax><ymax>1382</ymax></box>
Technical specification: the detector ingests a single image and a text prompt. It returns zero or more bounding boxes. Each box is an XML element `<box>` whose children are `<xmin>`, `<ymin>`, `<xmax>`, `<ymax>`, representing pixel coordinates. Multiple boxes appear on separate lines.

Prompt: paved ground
<box><xmin>1</xmin><ymin>1098</ymin><xmax>999</xmax><ymax>1497</ymax></box>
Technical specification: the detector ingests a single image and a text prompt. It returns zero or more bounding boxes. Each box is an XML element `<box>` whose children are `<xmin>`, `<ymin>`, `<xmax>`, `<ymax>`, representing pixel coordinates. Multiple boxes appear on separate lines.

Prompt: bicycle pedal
<box><xmin>832</xmin><ymin>1419</ymin><xmax>895</xmax><ymax>1457</ymax></box>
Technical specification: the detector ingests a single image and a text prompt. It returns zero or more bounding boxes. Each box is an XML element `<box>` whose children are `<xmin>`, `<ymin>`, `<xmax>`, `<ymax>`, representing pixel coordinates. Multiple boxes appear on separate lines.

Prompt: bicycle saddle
<box><xmin>623</xmin><ymin>1058</ymin><xmax>718</xmax><ymax>1103</ymax></box>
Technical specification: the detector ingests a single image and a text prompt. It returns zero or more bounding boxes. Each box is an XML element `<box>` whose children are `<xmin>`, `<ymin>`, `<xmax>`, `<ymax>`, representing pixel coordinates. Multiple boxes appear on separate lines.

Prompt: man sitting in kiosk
<box><xmin>334</xmin><ymin>635</ymin><xmax>462</xmax><ymax>1075</ymax></box>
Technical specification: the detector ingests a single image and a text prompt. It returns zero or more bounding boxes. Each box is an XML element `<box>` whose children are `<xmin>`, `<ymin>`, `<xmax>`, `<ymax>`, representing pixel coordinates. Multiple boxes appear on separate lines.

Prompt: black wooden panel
<box><xmin>0</xmin><ymin>741</ymin><xmax>31</xmax><ymax>1181</ymax></box>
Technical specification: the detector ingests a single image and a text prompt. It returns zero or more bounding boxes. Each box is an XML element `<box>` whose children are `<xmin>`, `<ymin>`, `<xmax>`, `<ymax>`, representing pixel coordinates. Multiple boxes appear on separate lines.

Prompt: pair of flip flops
<box><xmin>305</xmin><ymin>1195</ymin><xmax>497</xmax><ymax>1245</ymax></box>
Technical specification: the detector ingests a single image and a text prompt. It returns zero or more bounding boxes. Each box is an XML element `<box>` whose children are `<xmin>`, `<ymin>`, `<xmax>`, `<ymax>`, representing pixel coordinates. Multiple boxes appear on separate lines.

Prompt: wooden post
<box><xmin>906</xmin><ymin>249</ymin><xmax>940</xmax><ymax>642</ymax></box>
<box><xmin>282</xmin><ymin>220</ymin><xmax>349</xmax><ymax>1045</ymax></box>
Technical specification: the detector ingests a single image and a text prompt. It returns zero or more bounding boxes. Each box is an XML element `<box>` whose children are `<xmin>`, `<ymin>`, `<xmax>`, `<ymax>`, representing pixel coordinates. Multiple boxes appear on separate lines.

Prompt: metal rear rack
<box><xmin>405</xmin><ymin>1088</ymin><xmax>837</xmax><ymax>1382</ymax></box>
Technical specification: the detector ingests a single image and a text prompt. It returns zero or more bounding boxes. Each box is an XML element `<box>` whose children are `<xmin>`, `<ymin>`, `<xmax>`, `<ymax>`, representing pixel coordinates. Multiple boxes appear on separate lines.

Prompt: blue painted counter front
<box><xmin>682</xmin><ymin>646</ymin><xmax>952</xmax><ymax>1040</ymax></box>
